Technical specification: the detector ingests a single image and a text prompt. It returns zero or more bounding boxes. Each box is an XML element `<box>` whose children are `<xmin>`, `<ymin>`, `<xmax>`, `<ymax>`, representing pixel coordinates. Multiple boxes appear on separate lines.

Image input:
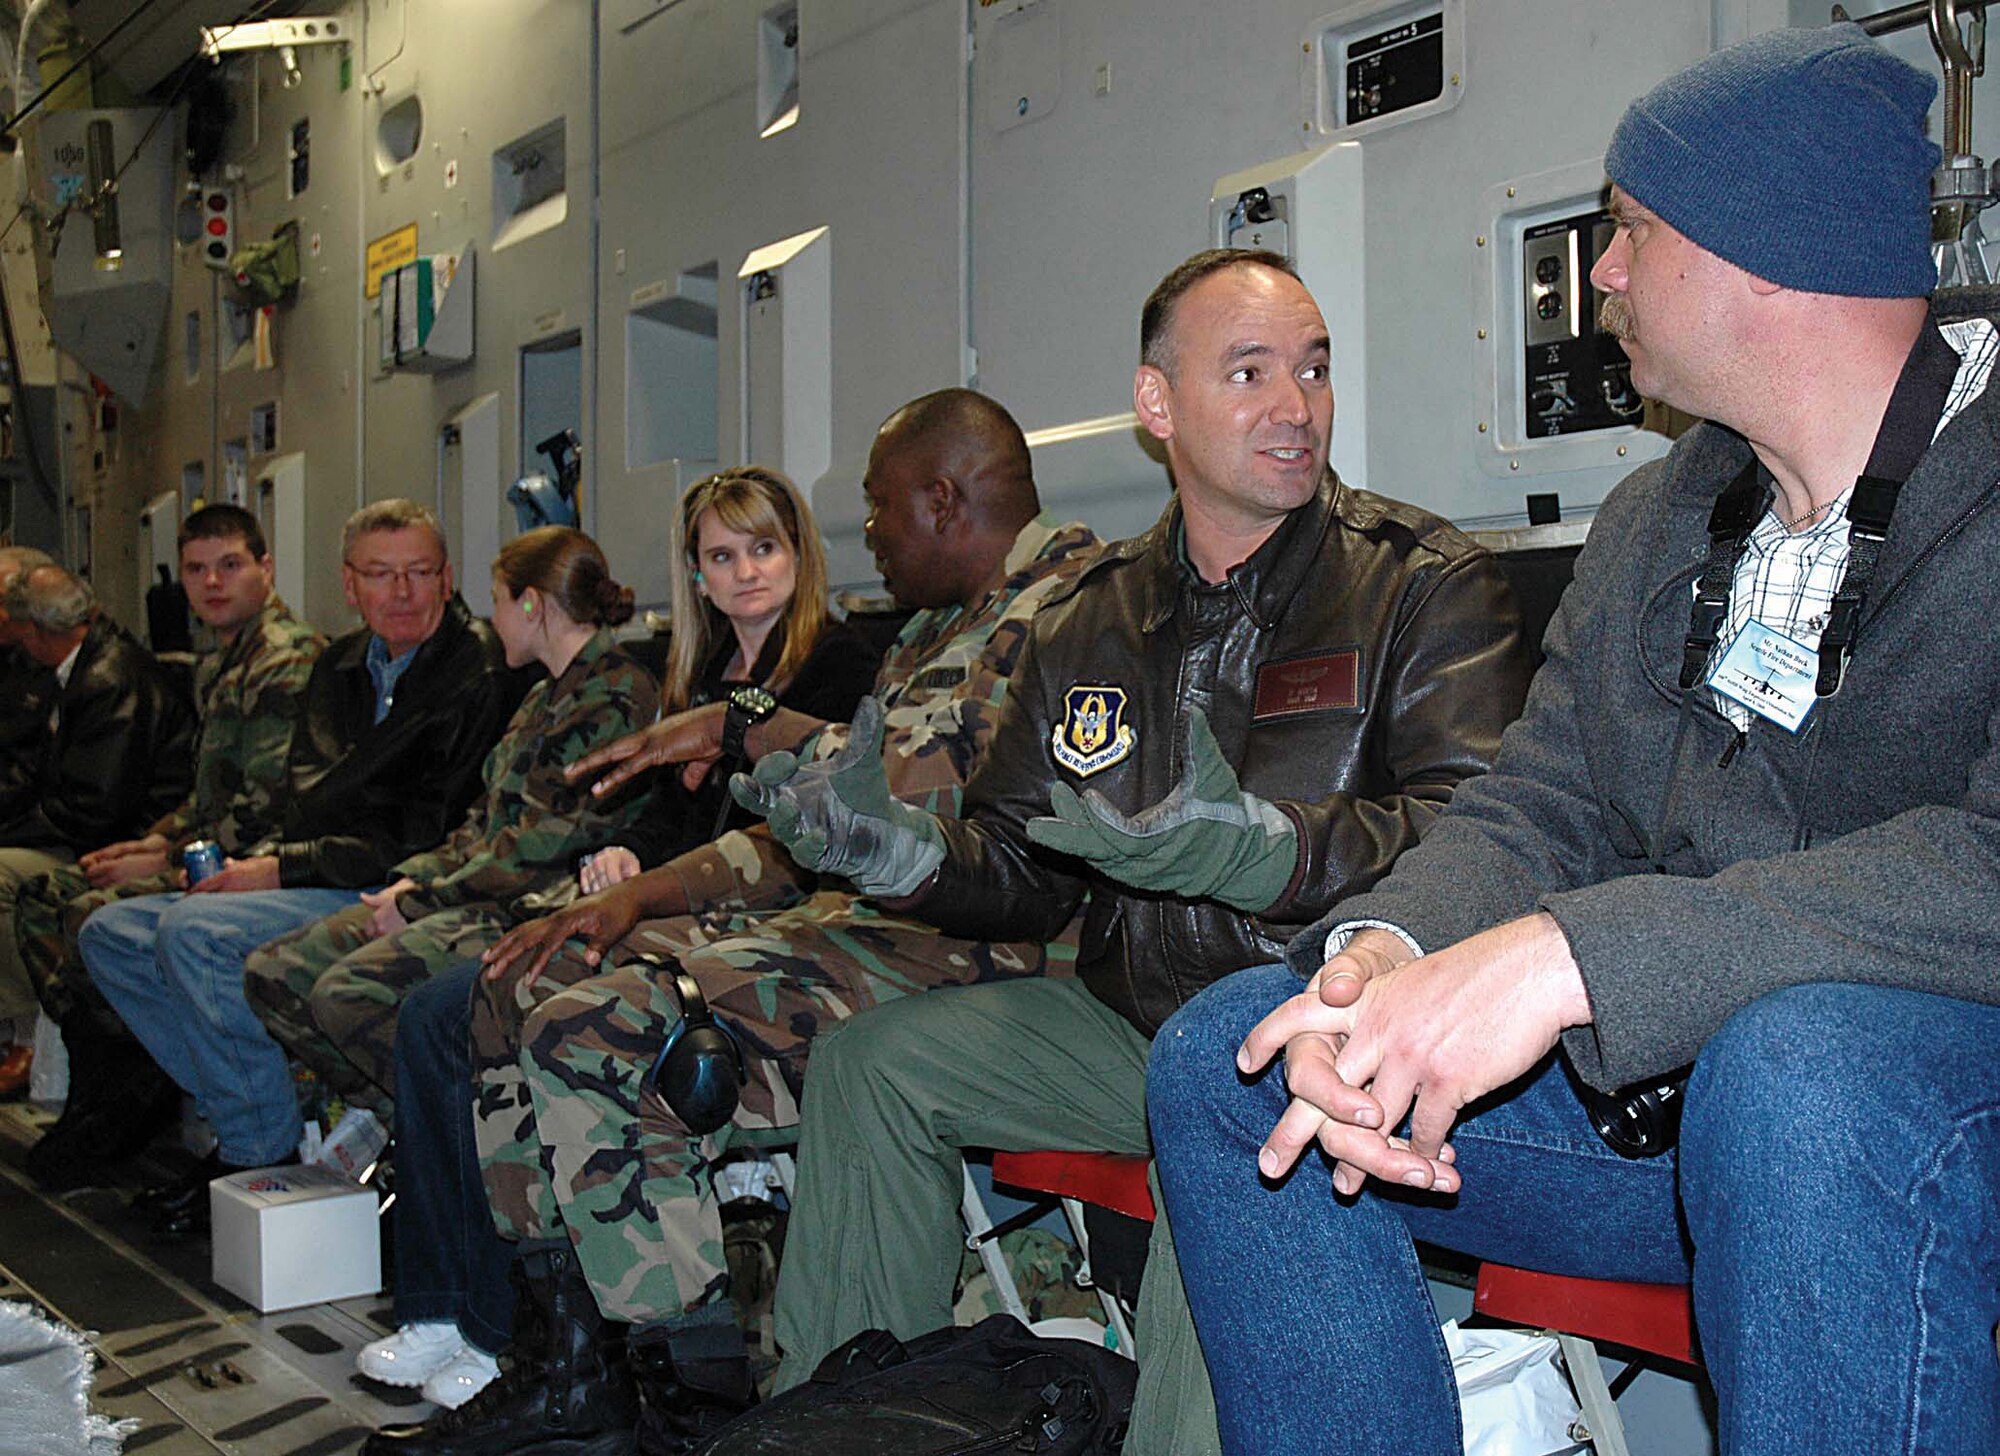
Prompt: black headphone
<box><xmin>643</xmin><ymin>967</ymin><xmax>748</xmax><ymax>1136</ymax></box>
<box><xmin>1572</xmin><ymin>1066</ymin><xmax>1689</xmax><ymax>1159</ymax></box>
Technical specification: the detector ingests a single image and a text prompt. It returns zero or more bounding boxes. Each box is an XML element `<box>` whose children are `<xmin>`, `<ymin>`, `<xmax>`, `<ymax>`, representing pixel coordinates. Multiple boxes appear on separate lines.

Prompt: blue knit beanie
<box><xmin>1605</xmin><ymin>23</ymin><xmax>1940</xmax><ymax>298</ymax></box>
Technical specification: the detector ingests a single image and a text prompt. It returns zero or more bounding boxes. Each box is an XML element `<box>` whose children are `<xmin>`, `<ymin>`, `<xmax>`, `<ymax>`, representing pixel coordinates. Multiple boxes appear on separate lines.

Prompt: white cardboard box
<box><xmin>210</xmin><ymin>1164</ymin><xmax>382</xmax><ymax>1312</ymax></box>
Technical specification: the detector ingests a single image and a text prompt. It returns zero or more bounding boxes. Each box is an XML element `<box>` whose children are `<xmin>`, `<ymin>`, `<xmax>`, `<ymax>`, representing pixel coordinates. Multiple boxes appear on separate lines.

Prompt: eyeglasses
<box><xmin>347</xmin><ymin>562</ymin><xmax>445</xmax><ymax>586</ymax></box>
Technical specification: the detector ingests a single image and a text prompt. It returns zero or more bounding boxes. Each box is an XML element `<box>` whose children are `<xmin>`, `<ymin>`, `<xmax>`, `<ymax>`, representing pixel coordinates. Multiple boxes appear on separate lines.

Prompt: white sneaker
<box><xmin>421</xmin><ymin>1346</ymin><xmax>501</xmax><ymax>1410</ymax></box>
<box><xmin>356</xmin><ymin>1322</ymin><xmax>467</xmax><ymax>1387</ymax></box>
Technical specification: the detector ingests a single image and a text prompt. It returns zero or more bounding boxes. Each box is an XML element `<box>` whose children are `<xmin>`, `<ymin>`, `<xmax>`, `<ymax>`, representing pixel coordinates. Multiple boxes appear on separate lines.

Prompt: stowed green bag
<box><xmin>230</xmin><ymin>220</ymin><xmax>301</xmax><ymax>306</ymax></box>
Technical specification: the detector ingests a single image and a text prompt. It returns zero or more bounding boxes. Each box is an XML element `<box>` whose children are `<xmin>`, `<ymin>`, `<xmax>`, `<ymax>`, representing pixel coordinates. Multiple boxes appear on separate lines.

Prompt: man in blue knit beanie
<box><xmin>1142</xmin><ymin>23</ymin><xmax>2000</xmax><ymax>1456</ymax></box>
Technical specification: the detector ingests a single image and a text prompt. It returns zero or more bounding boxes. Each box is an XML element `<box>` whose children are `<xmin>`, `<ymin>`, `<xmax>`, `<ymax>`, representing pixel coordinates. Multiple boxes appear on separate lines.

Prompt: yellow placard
<box><xmin>364</xmin><ymin>223</ymin><xmax>419</xmax><ymax>299</ymax></box>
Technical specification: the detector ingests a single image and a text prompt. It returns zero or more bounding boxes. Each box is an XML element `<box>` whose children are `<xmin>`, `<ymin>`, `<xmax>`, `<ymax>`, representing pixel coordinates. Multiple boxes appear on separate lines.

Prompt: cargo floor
<box><xmin>0</xmin><ymin>1099</ymin><xmax>423</xmax><ymax>1456</ymax></box>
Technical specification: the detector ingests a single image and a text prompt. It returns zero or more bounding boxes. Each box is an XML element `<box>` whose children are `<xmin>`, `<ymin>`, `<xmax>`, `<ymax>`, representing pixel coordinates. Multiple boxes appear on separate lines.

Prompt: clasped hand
<box><xmin>1237</xmin><ymin>915</ymin><xmax>1588</xmax><ymax>1197</ymax></box>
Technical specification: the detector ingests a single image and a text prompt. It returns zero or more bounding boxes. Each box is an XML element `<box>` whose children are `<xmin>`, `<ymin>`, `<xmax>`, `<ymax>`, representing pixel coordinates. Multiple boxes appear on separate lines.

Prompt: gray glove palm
<box><xmin>1025</xmin><ymin>707</ymin><xmax>1297</xmax><ymax>912</ymax></box>
<box><xmin>729</xmin><ymin>696</ymin><xmax>945</xmax><ymax>898</ymax></box>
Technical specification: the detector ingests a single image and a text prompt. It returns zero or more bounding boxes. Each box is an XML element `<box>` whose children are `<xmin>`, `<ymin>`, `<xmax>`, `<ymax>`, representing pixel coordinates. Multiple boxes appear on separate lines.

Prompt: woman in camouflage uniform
<box><xmin>339</xmin><ymin>478</ymin><xmax>876</xmax><ymax>1414</ymax></box>
<box><xmin>244</xmin><ymin>526</ymin><xmax>661</xmax><ymax>1101</ymax></box>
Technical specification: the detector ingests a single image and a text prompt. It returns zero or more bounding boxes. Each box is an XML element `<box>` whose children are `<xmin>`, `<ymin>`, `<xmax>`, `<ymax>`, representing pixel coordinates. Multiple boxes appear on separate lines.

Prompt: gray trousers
<box><xmin>771</xmin><ymin>975</ymin><xmax>1219</xmax><ymax>1456</ymax></box>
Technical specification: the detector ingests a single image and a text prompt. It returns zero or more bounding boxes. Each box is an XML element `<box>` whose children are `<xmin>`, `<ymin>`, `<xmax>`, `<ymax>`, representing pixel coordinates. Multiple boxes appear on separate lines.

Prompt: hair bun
<box><xmin>598</xmin><ymin>579</ymin><xmax>636</xmax><ymax>627</ymax></box>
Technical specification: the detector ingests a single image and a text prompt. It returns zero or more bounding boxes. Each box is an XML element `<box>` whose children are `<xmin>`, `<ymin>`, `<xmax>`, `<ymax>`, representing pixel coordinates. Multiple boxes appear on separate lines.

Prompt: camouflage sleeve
<box><xmin>398</xmin><ymin>657</ymin><xmax>661</xmax><ymax>914</ymax></box>
<box><xmin>148</xmin><ymin>795</ymin><xmax>200</xmax><ymax>848</ymax></box>
<box><xmin>660</xmin><ymin>823</ymin><xmax>815</xmax><ymax>917</ymax></box>
<box><xmin>816</xmin><ymin>566</ymin><xmax>1080</xmax><ymax>818</ymax></box>
<box><xmin>160</xmin><ymin>624</ymin><xmax>326</xmax><ymax>850</ymax></box>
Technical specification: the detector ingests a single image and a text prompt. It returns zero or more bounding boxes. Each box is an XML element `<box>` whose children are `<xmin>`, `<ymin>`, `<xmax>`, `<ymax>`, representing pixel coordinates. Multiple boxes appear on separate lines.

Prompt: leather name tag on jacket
<box><xmin>1254</xmin><ymin>649</ymin><xmax>1360</xmax><ymax>721</ymax></box>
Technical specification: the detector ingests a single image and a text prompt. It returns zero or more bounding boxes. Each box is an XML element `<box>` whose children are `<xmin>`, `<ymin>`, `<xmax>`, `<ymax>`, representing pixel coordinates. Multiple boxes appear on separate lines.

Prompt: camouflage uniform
<box><xmin>15</xmin><ymin>596</ymin><xmax>324</xmax><ymax>1032</ymax></box>
<box><xmin>472</xmin><ymin>516</ymin><xmax>1100</xmax><ymax>1323</ymax></box>
<box><xmin>243</xmin><ymin>629</ymin><xmax>659</xmax><ymax>1111</ymax></box>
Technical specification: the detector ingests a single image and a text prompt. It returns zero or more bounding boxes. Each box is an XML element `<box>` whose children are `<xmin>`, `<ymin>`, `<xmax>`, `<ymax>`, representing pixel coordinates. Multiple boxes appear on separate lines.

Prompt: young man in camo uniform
<box><xmin>20</xmin><ymin>505</ymin><xmax>324</xmax><ymax>1189</ymax></box>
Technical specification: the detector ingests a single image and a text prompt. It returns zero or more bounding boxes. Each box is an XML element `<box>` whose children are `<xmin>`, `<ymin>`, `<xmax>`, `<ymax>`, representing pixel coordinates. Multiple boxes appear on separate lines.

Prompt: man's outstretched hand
<box><xmin>1025</xmin><ymin>708</ymin><xmax>1296</xmax><ymax>910</ymax></box>
<box><xmin>566</xmin><ymin>704</ymin><xmax>727</xmax><ymax>799</ymax></box>
<box><xmin>729</xmin><ymin>696</ymin><xmax>944</xmax><ymax>898</ymax></box>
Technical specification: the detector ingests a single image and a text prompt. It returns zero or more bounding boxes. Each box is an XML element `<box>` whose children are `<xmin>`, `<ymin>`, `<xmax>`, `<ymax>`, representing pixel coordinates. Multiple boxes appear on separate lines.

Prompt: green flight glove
<box><xmin>1025</xmin><ymin>707</ymin><xmax>1297</xmax><ymax>912</ymax></box>
<box><xmin>729</xmin><ymin>695</ymin><xmax>946</xmax><ymax>898</ymax></box>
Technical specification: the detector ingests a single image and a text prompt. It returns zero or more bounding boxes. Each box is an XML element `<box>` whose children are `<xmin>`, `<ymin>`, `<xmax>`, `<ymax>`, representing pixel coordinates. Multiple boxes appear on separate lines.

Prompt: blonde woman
<box><xmin>578</xmin><ymin>466</ymin><xmax>878</xmax><ymax>890</ymax></box>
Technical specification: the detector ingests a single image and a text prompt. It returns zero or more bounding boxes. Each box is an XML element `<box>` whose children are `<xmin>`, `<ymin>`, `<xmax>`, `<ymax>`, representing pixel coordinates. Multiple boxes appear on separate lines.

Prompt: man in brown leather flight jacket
<box><xmin>742</xmin><ymin>248</ymin><xmax>1535</xmax><ymax>1435</ymax></box>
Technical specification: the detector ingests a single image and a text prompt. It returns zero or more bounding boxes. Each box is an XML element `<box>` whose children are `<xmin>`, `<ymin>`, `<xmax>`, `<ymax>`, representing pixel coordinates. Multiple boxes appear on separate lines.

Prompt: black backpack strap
<box><xmin>1680</xmin><ymin>461</ymin><xmax>1768</xmax><ymax>691</ymax></box>
<box><xmin>811</xmin><ymin>1327</ymin><xmax>907</xmax><ymax>1385</ymax></box>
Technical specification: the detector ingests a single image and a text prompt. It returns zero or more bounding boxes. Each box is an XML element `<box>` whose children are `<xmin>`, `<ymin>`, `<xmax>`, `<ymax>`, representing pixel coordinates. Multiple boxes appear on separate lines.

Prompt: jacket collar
<box><xmin>1654</xmin><ymin>312</ymin><xmax>2000</xmax><ymax>614</ymax></box>
<box><xmin>549</xmin><ymin>626</ymin><xmax>619</xmax><ymax>702</ymax></box>
<box><xmin>1135</xmin><ymin>471</ymin><xmax>1342</xmax><ymax>633</ymax></box>
<box><xmin>213</xmin><ymin>593</ymin><xmax>296</xmax><ymax>676</ymax></box>
<box><xmin>328</xmin><ymin>593</ymin><xmax>478</xmax><ymax>675</ymax></box>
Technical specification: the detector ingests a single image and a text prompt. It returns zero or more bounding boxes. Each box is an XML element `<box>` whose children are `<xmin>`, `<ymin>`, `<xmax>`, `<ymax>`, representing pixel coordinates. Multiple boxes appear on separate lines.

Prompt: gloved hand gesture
<box><xmin>730</xmin><ymin>696</ymin><xmax>945</xmax><ymax>898</ymax></box>
<box><xmin>1026</xmin><ymin>708</ymin><xmax>1297</xmax><ymax>911</ymax></box>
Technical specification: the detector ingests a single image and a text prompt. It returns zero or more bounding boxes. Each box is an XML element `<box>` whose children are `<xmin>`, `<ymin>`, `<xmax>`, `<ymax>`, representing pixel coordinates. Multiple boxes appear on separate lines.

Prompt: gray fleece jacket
<box><xmin>1296</xmin><ymin>320</ymin><xmax>2000</xmax><ymax>1091</ymax></box>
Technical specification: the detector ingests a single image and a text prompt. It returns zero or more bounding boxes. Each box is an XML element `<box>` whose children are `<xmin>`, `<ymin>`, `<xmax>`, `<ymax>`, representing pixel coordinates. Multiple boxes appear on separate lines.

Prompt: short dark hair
<box><xmin>178</xmin><ymin>503</ymin><xmax>267</xmax><ymax>558</ymax></box>
<box><xmin>1140</xmin><ymin>247</ymin><xmax>1301</xmax><ymax>377</ymax></box>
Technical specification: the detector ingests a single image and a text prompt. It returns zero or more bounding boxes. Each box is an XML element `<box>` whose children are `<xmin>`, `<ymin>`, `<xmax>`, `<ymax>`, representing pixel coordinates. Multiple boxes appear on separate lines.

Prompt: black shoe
<box><xmin>149</xmin><ymin>1150</ymin><xmax>299</xmax><ymax>1241</ymax></box>
<box><xmin>363</xmin><ymin>1242</ymin><xmax>637</xmax><ymax>1456</ymax></box>
<box><xmin>630</xmin><ymin>1320</ymin><xmax>755</xmax><ymax>1456</ymax></box>
<box><xmin>26</xmin><ymin>1079</ymin><xmax>183</xmax><ymax>1192</ymax></box>
<box><xmin>135</xmin><ymin>1150</ymin><xmax>225</xmax><ymax>1214</ymax></box>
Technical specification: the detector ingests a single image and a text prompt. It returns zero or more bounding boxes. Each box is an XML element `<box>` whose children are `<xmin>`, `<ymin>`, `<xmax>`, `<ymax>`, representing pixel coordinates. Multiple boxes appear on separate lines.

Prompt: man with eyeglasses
<box><xmin>80</xmin><ymin>500</ymin><xmax>522</xmax><ymax>1237</ymax></box>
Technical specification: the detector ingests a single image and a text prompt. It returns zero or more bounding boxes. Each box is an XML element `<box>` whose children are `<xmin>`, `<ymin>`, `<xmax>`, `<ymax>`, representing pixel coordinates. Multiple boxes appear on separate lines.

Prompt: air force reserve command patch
<box><xmin>1052</xmin><ymin>684</ymin><xmax>1135</xmax><ymax>778</ymax></box>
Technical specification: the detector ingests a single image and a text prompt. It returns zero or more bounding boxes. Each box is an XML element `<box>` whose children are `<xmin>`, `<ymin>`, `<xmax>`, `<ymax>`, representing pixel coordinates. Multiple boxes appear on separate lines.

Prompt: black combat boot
<box><xmin>629</xmin><ymin>1313</ymin><xmax>756</xmax><ymax>1456</ymax></box>
<box><xmin>25</xmin><ymin>1019</ymin><xmax>181</xmax><ymax>1191</ymax></box>
<box><xmin>364</xmin><ymin>1240</ymin><xmax>638</xmax><ymax>1456</ymax></box>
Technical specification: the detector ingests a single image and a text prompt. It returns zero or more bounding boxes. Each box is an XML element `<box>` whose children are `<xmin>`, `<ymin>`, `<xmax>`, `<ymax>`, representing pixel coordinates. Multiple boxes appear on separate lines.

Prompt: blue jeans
<box><xmin>1149</xmin><ymin>965</ymin><xmax>2000</xmax><ymax>1456</ymax></box>
<box><xmin>79</xmin><ymin>888</ymin><xmax>363</xmax><ymax>1166</ymax></box>
<box><xmin>391</xmin><ymin>961</ymin><xmax>514</xmax><ymax>1353</ymax></box>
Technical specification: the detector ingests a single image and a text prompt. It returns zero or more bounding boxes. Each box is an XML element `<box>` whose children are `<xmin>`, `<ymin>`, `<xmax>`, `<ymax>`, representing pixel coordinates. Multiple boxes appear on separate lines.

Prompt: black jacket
<box><xmin>918</xmin><ymin>474</ymin><xmax>1534</xmax><ymax>1035</ymax></box>
<box><xmin>267</xmin><ymin>595</ymin><xmax>526</xmax><ymax>888</ymax></box>
<box><xmin>621</xmin><ymin>618</ymin><xmax>883</xmax><ymax>868</ymax></box>
<box><xmin>0</xmin><ymin>646</ymin><xmax>54</xmax><ymax>827</ymax></box>
<box><xmin>0</xmin><ymin>617</ymin><xmax>196</xmax><ymax>852</ymax></box>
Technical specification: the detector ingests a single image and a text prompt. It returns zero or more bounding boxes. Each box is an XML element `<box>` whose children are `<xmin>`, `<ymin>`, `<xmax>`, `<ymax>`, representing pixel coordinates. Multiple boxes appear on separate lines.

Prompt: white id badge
<box><xmin>1707</xmin><ymin>619</ymin><xmax>1818</xmax><ymax>732</ymax></box>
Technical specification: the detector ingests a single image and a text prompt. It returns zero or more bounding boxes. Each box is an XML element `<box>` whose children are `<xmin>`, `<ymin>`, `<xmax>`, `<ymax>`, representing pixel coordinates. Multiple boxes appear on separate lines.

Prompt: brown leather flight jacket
<box><xmin>916</xmin><ymin>474</ymin><xmax>1534</xmax><ymax>1036</ymax></box>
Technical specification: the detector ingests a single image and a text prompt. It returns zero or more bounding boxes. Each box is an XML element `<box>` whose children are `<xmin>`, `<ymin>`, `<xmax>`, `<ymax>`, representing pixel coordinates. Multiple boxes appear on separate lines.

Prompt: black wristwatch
<box><xmin>722</xmin><ymin>685</ymin><xmax>778</xmax><ymax>760</ymax></box>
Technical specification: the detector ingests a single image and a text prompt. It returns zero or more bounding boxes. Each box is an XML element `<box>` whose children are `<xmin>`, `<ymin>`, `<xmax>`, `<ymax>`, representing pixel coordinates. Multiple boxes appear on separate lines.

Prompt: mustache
<box><xmin>1599</xmin><ymin>294</ymin><xmax>1634</xmax><ymax>341</ymax></box>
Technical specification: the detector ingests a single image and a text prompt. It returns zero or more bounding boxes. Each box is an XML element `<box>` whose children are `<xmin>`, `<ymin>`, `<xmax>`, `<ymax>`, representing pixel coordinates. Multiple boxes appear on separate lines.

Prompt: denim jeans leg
<box><xmin>392</xmin><ymin>960</ymin><xmax>514</xmax><ymax>1354</ymax></box>
<box><xmin>1149</xmin><ymin>964</ymin><xmax>1688</xmax><ymax>1456</ymax></box>
<box><xmin>1680</xmin><ymin>983</ymin><xmax>2000</xmax><ymax>1456</ymax></box>
<box><xmin>152</xmin><ymin>888</ymin><xmax>363</xmax><ymax>1165</ymax></box>
<box><xmin>77</xmin><ymin>893</ymin><xmax>199</xmax><ymax>1093</ymax></box>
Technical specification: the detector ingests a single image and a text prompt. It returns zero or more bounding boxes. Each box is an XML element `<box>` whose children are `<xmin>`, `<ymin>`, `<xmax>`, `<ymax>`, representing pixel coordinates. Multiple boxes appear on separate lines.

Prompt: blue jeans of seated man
<box><xmin>391</xmin><ymin>960</ymin><xmax>513</xmax><ymax>1354</ymax></box>
<box><xmin>78</xmin><ymin>887</ymin><xmax>364</xmax><ymax>1167</ymax></box>
<box><xmin>1149</xmin><ymin>965</ymin><xmax>2000</xmax><ymax>1456</ymax></box>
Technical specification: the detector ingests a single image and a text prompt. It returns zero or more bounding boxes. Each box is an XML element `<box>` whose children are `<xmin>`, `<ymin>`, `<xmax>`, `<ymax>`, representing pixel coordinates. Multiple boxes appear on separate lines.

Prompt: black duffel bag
<box><xmin>695</xmin><ymin>1314</ymin><xmax>1133</xmax><ymax>1455</ymax></box>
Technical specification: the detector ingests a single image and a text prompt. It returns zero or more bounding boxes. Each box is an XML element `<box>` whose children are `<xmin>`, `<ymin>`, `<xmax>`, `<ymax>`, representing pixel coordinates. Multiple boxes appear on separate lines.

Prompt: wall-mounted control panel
<box><xmin>1345</xmin><ymin>13</ymin><xmax>1444</xmax><ymax>125</ymax></box>
<box><xmin>1304</xmin><ymin>0</ymin><xmax>1462</xmax><ymax>139</ymax></box>
<box><xmin>1520</xmin><ymin>207</ymin><xmax>1640</xmax><ymax>441</ymax></box>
